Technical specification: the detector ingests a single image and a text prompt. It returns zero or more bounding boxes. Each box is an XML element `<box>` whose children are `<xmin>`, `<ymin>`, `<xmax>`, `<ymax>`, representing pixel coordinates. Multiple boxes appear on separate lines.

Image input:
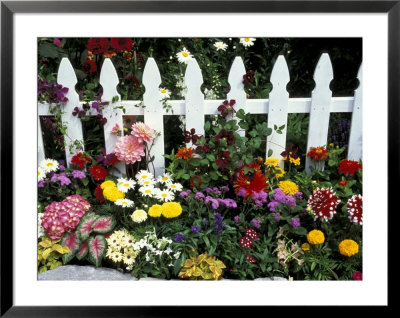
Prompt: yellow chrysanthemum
<box><xmin>275</xmin><ymin>167</ymin><xmax>285</xmax><ymax>178</ymax></box>
<box><xmin>307</xmin><ymin>230</ymin><xmax>325</xmax><ymax>245</ymax></box>
<box><xmin>103</xmin><ymin>186</ymin><xmax>125</xmax><ymax>202</ymax></box>
<box><xmin>301</xmin><ymin>243</ymin><xmax>310</xmax><ymax>251</ymax></box>
<box><xmin>338</xmin><ymin>239</ymin><xmax>359</xmax><ymax>257</ymax></box>
<box><xmin>148</xmin><ymin>204</ymin><xmax>163</xmax><ymax>218</ymax></box>
<box><xmin>101</xmin><ymin>180</ymin><xmax>116</xmax><ymax>189</ymax></box>
<box><xmin>290</xmin><ymin>156</ymin><xmax>300</xmax><ymax>166</ymax></box>
<box><xmin>264</xmin><ymin>158</ymin><xmax>280</xmax><ymax>167</ymax></box>
<box><xmin>161</xmin><ymin>202</ymin><xmax>182</xmax><ymax>218</ymax></box>
<box><xmin>131</xmin><ymin>209</ymin><xmax>148</xmax><ymax>223</ymax></box>
<box><xmin>278</xmin><ymin>180</ymin><xmax>299</xmax><ymax>195</ymax></box>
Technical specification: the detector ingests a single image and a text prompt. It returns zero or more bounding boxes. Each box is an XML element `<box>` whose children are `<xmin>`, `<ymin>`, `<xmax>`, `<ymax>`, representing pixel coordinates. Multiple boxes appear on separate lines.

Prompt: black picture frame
<box><xmin>1</xmin><ymin>0</ymin><xmax>396</xmax><ymax>316</ymax></box>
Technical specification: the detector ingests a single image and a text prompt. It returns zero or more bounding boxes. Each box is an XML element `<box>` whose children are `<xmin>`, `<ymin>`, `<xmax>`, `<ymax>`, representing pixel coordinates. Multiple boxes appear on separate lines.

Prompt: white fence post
<box><xmin>227</xmin><ymin>56</ymin><xmax>246</xmax><ymax>136</ymax></box>
<box><xmin>266</xmin><ymin>55</ymin><xmax>290</xmax><ymax>169</ymax></box>
<box><xmin>347</xmin><ymin>64</ymin><xmax>363</xmax><ymax>161</ymax></box>
<box><xmin>184</xmin><ymin>58</ymin><xmax>205</xmax><ymax>145</ymax></box>
<box><xmin>100</xmin><ymin>58</ymin><xmax>125</xmax><ymax>177</ymax></box>
<box><xmin>143</xmin><ymin>57</ymin><xmax>164</xmax><ymax>177</ymax></box>
<box><xmin>305</xmin><ymin>53</ymin><xmax>334</xmax><ymax>175</ymax></box>
<box><xmin>38</xmin><ymin>115</ymin><xmax>45</xmax><ymax>163</ymax></box>
<box><xmin>57</xmin><ymin>58</ymin><xmax>83</xmax><ymax>167</ymax></box>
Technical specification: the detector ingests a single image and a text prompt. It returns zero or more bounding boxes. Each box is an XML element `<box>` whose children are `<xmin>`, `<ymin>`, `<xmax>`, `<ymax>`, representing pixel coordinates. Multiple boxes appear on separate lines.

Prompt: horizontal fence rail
<box><xmin>38</xmin><ymin>54</ymin><xmax>362</xmax><ymax>177</ymax></box>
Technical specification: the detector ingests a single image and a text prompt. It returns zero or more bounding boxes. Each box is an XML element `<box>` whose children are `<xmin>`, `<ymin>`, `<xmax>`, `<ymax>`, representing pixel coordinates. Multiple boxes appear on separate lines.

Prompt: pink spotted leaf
<box><xmin>76</xmin><ymin>240</ymin><xmax>88</xmax><ymax>261</ymax></box>
<box><xmin>60</xmin><ymin>231</ymin><xmax>80</xmax><ymax>264</ymax></box>
<box><xmin>91</xmin><ymin>215</ymin><xmax>116</xmax><ymax>234</ymax></box>
<box><xmin>88</xmin><ymin>235</ymin><xmax>107</xmax><ymax>267</ymax></box>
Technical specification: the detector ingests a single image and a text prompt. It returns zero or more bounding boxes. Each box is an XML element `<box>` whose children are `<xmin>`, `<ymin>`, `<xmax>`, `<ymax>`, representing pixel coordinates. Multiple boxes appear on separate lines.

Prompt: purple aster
<box><xmin>289</xmin><ymin>217</ymin><xmax>300</xmax><ymax>229</ymax></box>
<box><xmin>223</xmin><ymin>199</ymin><xmax>237</xmax><ymax>208</ymax></box>
<box><xmin>50</xmin><ymin>173</ymin><xmax>59</xmax><ymax>183</ymax></box>
<box><xmin>213</xmin><ymin>213</ymin><xmax>225</xmax><ymax>234</ymax></box>
<box><xmin>234</xmin><ymin>215</ymin><xmax>240</xmax><ymax>223</ymax></box>
<box><xmin>205</xmin><ymin>196</ymin><xmax>219</xmax><ymax>210</ymax></box>
<box><xmin>38</xmin><ymin>180</ymin><xmax>46</xmax><ymax>188</ymax></box>
<box><xmin>267</xmin><ymin>201</ymin><xmax>279</xmax><ymax>212</ymax></box>
<box><xmin>220</xmin><ymin>186</ymin><xmax>229</xmax><ymax>192</ymax></box>
<box><xmin>212</xmin><ymin>187</ymin><xmax>221</xmax><ymax>196</ymax></box>
<box><xmin>191</xmin><ymin>225</ymin><xmax>200</xmax><ymax>234</ymax></box>
<box><xmin>179</xmin><ymin>191</ymin><xmax>190</xmax><ymax>198</ymax></box>
<box><xmin>237</xmin><ymin>188</ymin><xmax>247</xmax><ymax>197</ymax></box>
<box><xmin>58</xmin><ymin>174</ymin><xmax>71</xmax><ymax>186</ymax></box>
<box><xmin>252</xmin><ymin>218</ymin><xmax>262</xmax><ymax>229</ymax></box>
<box><xmin>273</xmin><ymin>212</ymin><xmax>281</xmax><ymax>221</ymax></box>
<box><xmin>294</xmin><ymin>191</ymin><xmax>303</xmax><ymax>200</ymax></box>
<box><xmin>284</xmin><ymin>196</ymin><xmax>296</xmax><ymax>207</ymax></box>
<box><xmin>174</xmin><ymin>233</ymin><xmax>185</xmax><ymax>242</ymax></box>
<box><xmin>195</xmin><ymin>192</ymin><xmax>205</xmax><ymax>200</ymax></box>
<box><xmin>203</xmin><ymin>187</ymin><xmax>213</xmax><ymax>193</ymax></box>
<box><xmin>72</xmin><ymin>170</ymin><xmax>86</xmax><ymax>179</ymax></box>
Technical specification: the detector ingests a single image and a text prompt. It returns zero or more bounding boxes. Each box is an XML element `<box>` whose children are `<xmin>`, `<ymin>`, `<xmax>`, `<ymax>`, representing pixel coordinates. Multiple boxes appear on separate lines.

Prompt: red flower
<box><xmin>87</xmin><ymin>38</ymin><xmax>109</xmax><ymax>55</ymax></box>
<box><xmin>338</xmin><ymin>180</ymin><xmax>349</xmax><ymax>187</ymax></box>
<box><xmin>71</xmin><ymin>152</ymin><xmax>91</xmax><ymax>169</ymax></box>
<box><xmin>216</xmin><ymin>151</ymin><xmax>232</xmax><ymax>169</ymax></box>
<box><xmin>352</xmin><ymin>272</ymin><xmax>362</xmax><ymax>280</ymax></box>
<box><xmin>184</xmin><ymin>128</ymin><xmax>200</xmax><ymax>144</ymax></box>
<box><xmin>245</xmin><ymin>228</ymin><xmax>259</xmax><ymax>240</ymax></box>
<box><xmin>281</xmin><ymin>143</ymin><xmax>299</xmax><ymax>160</ymax></box>
<box><xmin>215</xmin><ymin>129</ymin><xmax>235</xmax><ymax>146</ymax></box>
<box><xmin>89</xmin><ymin>165</ymin><xmax>108</xmax><ymax>181</ymax></box>
<box><xmin>338</xmin><ymin>159</ymin><xmax>362</xmax><ymax>176</ymax></box>
<box><xmin>243</xmin><ymin>70</ymin><xmax>255</xmax><ymax>85</ymax></box>
<box><xmin>239</xmin><ymin>236</ymin><xmax>253</xmax><ymax>249</ymax></box>
<box><xmin>111</xmin><ymin>38</ymin><xmax>133</xmax><ymax>52</ymax></box>
<box><xmin>82</xmin><ymin>59</ymin><xmax>97</xmax><ymax>74</ymax></box>
<box><xmin>233</xmin><ymin>162</ymin><xmax>269</xmax><ymax>197</ymax></box>
<box><xmin>94</xmin><ymin>184</ymin><xmax>105</xmax><ymax>203</ymax></box>
<box><xmin>307</xmin><ymin>146</ymin><xmax>329</xmax><ymax>161</ymax></box>
<box><xmin>346</xmin><ymin>194</ymin><xmax>363</xmax><ymax>225</ymax></box>
<box><xmin>246</xmin><ymin>254</ymin><xmax>257</xmax><ymax>264</ymax></box>
<box><xmin>176</xmin><ymin>147</ymin><xmax>194</xmax><ymax>160</ymax></box>
<box><xmin>217</xmin><ymin>99</ymin><xmax>236</xmax><ymax>118</ymax></box>
<box><xmin>307</xmin><ymin>188</ymin><xmax>340</xmax><ymax>222</ymax></box>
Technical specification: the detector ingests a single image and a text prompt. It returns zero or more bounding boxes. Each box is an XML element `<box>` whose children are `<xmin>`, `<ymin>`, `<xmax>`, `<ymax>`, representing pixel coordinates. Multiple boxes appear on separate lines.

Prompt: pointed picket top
<box><xmin>313</xmin><ymin>53</ymin><xmax>333</xmax><ymax>92</ymax></box>
<box><xmin>185</xmin><ymin>58</ymin><xmax>203</xmax><ymax>91</ymax></box>
<box><xmin>143</xmin><ymin>57</ymin><xmax>162</xmax><ymax>97</ymax></box>
<box><xmin>57</xmin><ymin>57</ymin><xmax>77</xmax><ymax>89</ymax></box>
<box><xmin>347</xmin><ymin>63</ymin><xmax>363</xmax><ymax>161</ymax></box>
<box><xmin>100</xmin><ymin>58</ymin><xmax>120</xmax><ymax>102</ymax></box>
<box><xmin>267</xmin><ymin>55</ymin><xmax>290</xmax><ymax>168</ymax></box>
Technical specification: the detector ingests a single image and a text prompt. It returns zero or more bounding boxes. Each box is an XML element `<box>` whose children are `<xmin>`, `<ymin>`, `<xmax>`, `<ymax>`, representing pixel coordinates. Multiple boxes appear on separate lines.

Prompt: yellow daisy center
<box><xmin>171</xmin><ymin>185</ymin><xmax>176</xmax><ymax>188</ymax></box>
<box><xmin>182</xmin><ymin>52</ymin><xmax>189</xmax><ymax>57</ymax></box>
<box><xmin>38</xmin><ymin>171</ymin><xmax>41</xmax><ymax>176</ymax></box>
<box><xmin>141</xmin><ymin>175</ymin><xmax>147</xmax><ymax>179</ymax></box>
<box><xmin>162</xmin><ymin>177</ymin><xmax>168</xmax><ymax>181</ymax></box>
<box><xmin>46</xmin><ymin>163</ymin><xmax>54</xmax><ymax>167</ymax></box>
<box><xmin>161</xmin><ymin>89</ymin><xmax>167</xmax><ymax>93</ymax></box>
<box><xmin>244</xmin><ymin>38</ymin><xmax>250</xmax><ymax>42</ymax></box>
<box><xmin>145</xmin><ymin>189</ymin><xmax>151</xmax><ymax>194</ymax></box>
<box><xmin>124</xmin><ymin>183</ymin><xmax>129</xmax><ymax>187</ymax></box>
<box><xmin>162</xmin><ymin>193</ymin><xmax>168</xmax><ymax>197</ymax></box>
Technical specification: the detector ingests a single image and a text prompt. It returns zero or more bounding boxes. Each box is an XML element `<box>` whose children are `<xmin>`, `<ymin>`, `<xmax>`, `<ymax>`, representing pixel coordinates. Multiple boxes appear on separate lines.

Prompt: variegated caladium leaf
<box><xmin>76</xmin><ymin>215</ymin><xmax>98</xmax><ymax>241</ymax></box>
<box><xmin>76</xmin><ymin>239</ymin><xmax>88</xmax><ymax>261</ymax></box>
<box><xmin>60</xmin><ymin>231</ymin><xmax>80</xmax><ymax>264</ymax></box>
<box><xmin>87</xmin><ymin>235</ymin><xmax>107</xmax><ymax>267</ymax></box>
<box><xmin>91</xmin><ymin>215</ymin><xmax>116</xmax><ymax>234</ymax></box>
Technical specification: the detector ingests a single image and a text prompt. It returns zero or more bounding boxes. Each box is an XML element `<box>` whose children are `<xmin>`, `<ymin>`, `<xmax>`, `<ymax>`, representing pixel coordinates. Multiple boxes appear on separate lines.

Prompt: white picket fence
<box><xmin>38</xmin><ymin>53</ymin><xmax>362</xmax><ymax>177</ymax></box>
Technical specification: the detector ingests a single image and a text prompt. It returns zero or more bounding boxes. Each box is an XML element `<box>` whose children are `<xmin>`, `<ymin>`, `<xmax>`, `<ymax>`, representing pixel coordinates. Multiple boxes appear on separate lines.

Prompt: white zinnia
<box><xmin>213</xmin><ymin>41</ymin><xmax>228</xmax><ymax>51</ymax></box>
<box><xmin>159</xmin><ymin>88</ymin><xmax>171</xmax><ymax>99</ymax></box>
<box><xmin>40</xmin><ymin>158</ymin><xmax>59</xmax><ymax>174</ymax></box>
<box><xmin>115</xmin><ymin>198</ymin><xmax>134</xmax><ymax>208</ymax></box>
<box><xmin>239</xmin><ymin>37</ymin><xmax>256</xmax><ymax>47</ymax></box>
<box><xmin>176</xmin><ymin>47</ymin><xmax>193</xmax><ymax>64</ymax></box>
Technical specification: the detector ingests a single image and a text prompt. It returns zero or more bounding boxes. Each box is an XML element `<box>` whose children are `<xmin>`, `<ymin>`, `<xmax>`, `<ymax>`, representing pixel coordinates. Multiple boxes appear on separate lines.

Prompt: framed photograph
<box><xmin>1</xmin><ymin>0</ymin><xmax>395</xmax><ymax>316</ymax></box>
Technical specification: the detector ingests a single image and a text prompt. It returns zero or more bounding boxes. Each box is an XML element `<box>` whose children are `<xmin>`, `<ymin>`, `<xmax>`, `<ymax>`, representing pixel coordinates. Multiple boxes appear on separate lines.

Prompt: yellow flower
<box><xmin>307</xmin><ymin>230</ymin><xmax>325</xmax><ymax>245</ymax></box>
<box><xmin>148</xmin><ymin>204</ymin><xmax>163</xmax><ymax>218</ymax></box>
<box><xmin>131</xmin><ymin>209</ymin><xmax>148</xmax><ymax>223</ymax></box>
<box><xmin>103</xmin><ymin>186</ymin><xmax>125</xmax><ymax>202</ymax></box>
<box><xmin>290</xmin><ymin>156</ymin><xmax>300</xmax><ymax>166</ymax></box>
<box><xmin>278</xmin><ymin>180</ymin><xmax>299</xmax><ymax>195</ymax></box>
<box><xmin>275</xmin><ymin>167</ymin><xmax>285</xmax><ymax>178</ymax></box>
<box><xmin>264</xmin><ymin>158</ymin><xmax>280</xmax><ymax>167</ymax></box>
<box><xmin>338</xmin><ymin>239</ymin><xmax>359</xmax><ymax>257</ymax></box>
<box><xmin>161</xmin><ymin>202</ymin><xmax>182</xmax><ymax>218</ymax></box>
<box><xmin>101</xmin><ymin>180</ymin><xmax>116</xmax><ymax>189</ymax></box>
<box><xmin>301</xmin><ymin>243</ymin><xmax>310</xmax><ymax>251</ymax></box>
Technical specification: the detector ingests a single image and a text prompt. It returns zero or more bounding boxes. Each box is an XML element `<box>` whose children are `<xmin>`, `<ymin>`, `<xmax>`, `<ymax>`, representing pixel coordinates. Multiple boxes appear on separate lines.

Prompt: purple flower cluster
<box><xmin>174</xmin><ymin>233</ymin><xmax>185</xmax><ymax>242</ymax></box>
<box><xmin>38</xmin><ymin>76</ymin><xmax>69</xmax><ymax>104</ymax></box>
<box><xmin>289</xmin><ymin>217</ymin><xmax>301</xmax><ymax>229</ymax></box>
<box><xmin>179</xmin><ymin>189</ymin><xmax>192</xmax><ymax>198</ymax></box>
<box><xmin>251</xmin><ymin>191</ymin><xmax>268</xmax><ymax>206</ymax></box>
<box><xmin>252</xmin><ymin>218</ymin><xmax>262</xmax><ymax>229</ymax></box>
<box><xmin>71</xmin><ymin>170</ymin><xmax>86</xmax><ymax>179</ymax></box>
<box><xmin>205</xmin><ymin>196</ymin><xmax>237</xmax><ymax>210</ymax></box>
<box><xmin>213</xmin><ymin>213</ymin><xmax>226</xmax><ymax>234</ymax></box>
<box><xmin>191</xmin><ymin>225</ymin><xmax>200</xmax><ymax>234</ymax></box>
<box><xmin>267</xmin><ymin>188</ymin><xmax>298</xmax><ymax>212</ymax></box>
<box><xmin>50</xmin><ymin>172</ymin><xmax>71</xmax><ymax>186</ymax></box>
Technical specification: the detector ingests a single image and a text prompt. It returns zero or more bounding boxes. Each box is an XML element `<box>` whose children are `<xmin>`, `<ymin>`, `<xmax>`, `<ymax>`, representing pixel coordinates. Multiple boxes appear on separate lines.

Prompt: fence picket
<box><xmin>57</xmin><ymin>57</ymin><xmax>83</xmax><ymax>167</ymax></box>
<box><xmin>184</xmin><ymin>58</ymin><xmax>205</xmax><ymax>145</ymax></box>
<box><xmin>305</xmin><ymin>53</ymin><xmax>334</xmax><ymax>175</ymax></box>
<box><xmin>143</xmin><ymin>58</ymin><xmax>164</xmax><ymax>177</ymax></box>
<box><xmin>227</xmin><ymin>57</ymin><xmax>247</xmax><ymax>136</ymax></box>
<box><xmin>347</xmin><ymin>64</ymin><xmax>363</xmax><ymax>161</ymax></box>
<box><xmin>100</xmin><ymin>58</ymin><xmax>125</xmax><ymax>177</ymax></box>
<box><xmin>266</xmin><ymin>55</ymin><xmax>290</xmax><ymax>169</ymax></box>
<box><xmin>37</xmin><ymin>116</ymin><xmax>45</xmax><ymax>163</ymax></box>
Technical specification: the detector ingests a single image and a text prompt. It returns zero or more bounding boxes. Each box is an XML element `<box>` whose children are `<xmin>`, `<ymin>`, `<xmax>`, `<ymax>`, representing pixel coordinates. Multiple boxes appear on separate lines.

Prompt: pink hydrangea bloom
<box><xmin>41</xmin><ymin>195</ymin><xmax>91</xmax><ymax>240</ymax></box>
<box><xmin>131</xmin><ymin>122</ymin><xmax>155</xmax><ymax>144</ymax></box>
<box><xmin>114</xmin><ymin>135</ymin><xmax>145</xmax><ymax>164</ymax></box>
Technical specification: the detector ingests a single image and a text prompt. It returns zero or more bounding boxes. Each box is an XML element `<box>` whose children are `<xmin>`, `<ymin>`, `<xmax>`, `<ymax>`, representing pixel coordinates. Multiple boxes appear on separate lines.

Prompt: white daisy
<box><xmin>213</xmin><ymin>41</ymin><xmax>228</xmax><ymax>51</ymax></box>
<box><xmin>157</xmin><ymin>172</ymin><xmax>173</xmax><ymax>184</ymax></box>
<box><xmin>239</xmin><ymin>38</ymin><xmax>256</xmax><ymax>47</ymax></box>
<box><xmin>135</xmin><ymin>170</ymin><xmax>154</xmax><ymax>183</ymax></box>
<box><xmin>176</xmin><ymin>47</ymin><xmax>193</xmax><ymax>64</ymax></box>
<box><xmin>38</xmin><ymin>167</ymin><xmax>46</xmax><ymax>182</ymax></box>
<box><xmin>159</xmin><ymin>88</ymin><xmax>171</xmax><ymax>99</ymax></box>
<box><xmin>139</xmin><ymin>178</ymin><xmax>156</xmax><ymax>187</ymax></box>
<box><xmin>115</xmin><ymin>198</ymin><xmax>134</xmax><ymax>208</ymax></box>
<box><xmin>40</xmin><ymin>159</ymin><xmax>59</xmax><ymax>174</ymax></box>
<box><xmin>139</xmin><ymin>185</ymin><xmax>156</xmax><ymax>197</ymax></box>
<box><xmin>167</xmin><ymin>182</ymin><xmax>183</xmax><ymax>192</ymax></box>
<box><xmin>155</xmin><ymin>189</ymin><xmax>175</xmax><ymax>202</ymax></box>
<box><xmin>117</xmin><ymin>178</ymin><xmax>136</xmax><ymax>193</ymax></box>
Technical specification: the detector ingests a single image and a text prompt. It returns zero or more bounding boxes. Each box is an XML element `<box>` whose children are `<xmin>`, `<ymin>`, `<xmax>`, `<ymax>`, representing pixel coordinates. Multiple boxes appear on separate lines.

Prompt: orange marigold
<box><xmin>176</xmin><ymin>147</ymin><xmax>194</xmax><ymax>160</ymax></box>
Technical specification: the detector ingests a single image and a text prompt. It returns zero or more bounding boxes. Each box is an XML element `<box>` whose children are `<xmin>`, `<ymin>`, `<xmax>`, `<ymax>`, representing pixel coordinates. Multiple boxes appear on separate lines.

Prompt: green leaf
<box><xmin>311</xmin><ymin>262</ymin><xmax>316</xmax><ymax>271</ymax></box>
<box><xmin>267</xmin><ymin>149</ymin><xmax>273</xmax><ymax>157</ymax></box>
<box><xmin>204</xmin><ymin>121</ymin><xmax>211</xmax><ymax>131</ymax></box>
<box><xmin>39</xmin><ymin>43</ymin><xmax>59</xmax><ymax>58</ymax></box>
<box><xmin>182</xmin><ymin>174</ymin><xmax>190</xmax><ymax>180</ymax></box>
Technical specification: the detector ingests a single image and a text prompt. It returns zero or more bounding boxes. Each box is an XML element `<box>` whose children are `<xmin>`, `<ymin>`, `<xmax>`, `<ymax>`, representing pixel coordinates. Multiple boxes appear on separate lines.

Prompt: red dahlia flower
<box><xmin>110</xmin><ymin>38</ymin><xmax>133</xmax><ymax>52</ymax></box>
<box><xmin>87</xmin><ymin>38</ymin><xmax>109</xmax><ymax>55</ymax></box>
<box><xmin>71</xmin><ymin>152</ymin><xmax>91</xmax><ymax>169</ymax></box>
<box><xmin>94</xmin><ymin>184</ymin><xmax>105</xmax><ymax>203</ymax></box>
<box><xmin>89</xmin><ymin>165</ymin><xmax>108</xmax><ymax>181</ymax></box>
<box><xmin>239</xmin><ymin>236</ymin><xmax>253</xmax><ymax>249</ymax></box>
<box><xmin>82</xmin><ymin>59</ymin><xmax>97</xmax><ymax>74</ymax></box>
<box><xmin>346</xmin><ymin>194</ymin><xmax>363</xmax><ymax>225</ymax></box>
<box><xmin>246</xmin><ymin>254</ymin><xmax>257</xmax><ymax>264</ymax></box>
<box><xmin>338</xmin><ymin>159</ymin><xmax>362</xmax><ymax>175</ymax></box>
<box><xmin>307</xmin><ymin>188</ymin><xmax>341</xmax><ymax>222</ymax></box>
<box><xmin>233</xmin><ymin>162</ymin><xmax>269</xmax><ymax>197</ymax></box>
<box><xmin>307</xmin><ymin>146</ymin><xmax>329</xmax><ymax>161</ymax></box>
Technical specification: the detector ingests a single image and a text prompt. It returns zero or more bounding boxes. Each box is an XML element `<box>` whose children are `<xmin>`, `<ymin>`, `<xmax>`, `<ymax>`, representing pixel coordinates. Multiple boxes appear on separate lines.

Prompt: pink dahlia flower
<box><xmin>131</xmin><ymin>122</ymin><xmax>155</xmax><ymax>144</ymax></box>
<box><xmin>115</xmin><ymin>135</ymin><xmax>145</xmax><ymax>164</ymax></box>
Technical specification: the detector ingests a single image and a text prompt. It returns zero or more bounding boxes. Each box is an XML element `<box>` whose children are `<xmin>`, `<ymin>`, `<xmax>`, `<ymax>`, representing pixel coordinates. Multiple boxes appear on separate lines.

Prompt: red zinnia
<box><xmin>245</xmin><ymin>228</ymin><xmax>259</xmax><ymax>240</ymax></box>
<box><xmin>94</xmin><ymin>184</ymin><xmax>105</xmax><ymax>203</ymax></box>
<box><xmin>110</xmin><ymin>38</ymin><xmax>133</xmax><ymax>52</ymax></box>
<box><xmin>71</xmin><ymin>152</ymin><xmax>91</xmax><ymax>169</ymax></box>
<box><xmin>338</xmin><ymin>180</ymin><xmax>349</xmax><ymax>187</ymax></box>
<box><xmin>87</xmin><ymin>38</ymin><xmax>109</xmax><ymax>55</ymax></box>
<box><xmin>338</xmin><ymin>159</ymin><xmax>362</xmax><ymax>176</ymax></box>
<box><xmin>346</xmin><ymin>194</ymin><xmax>363</xmax><ymax>225</ymax></box>
<box><xmin>246</xmin><ymin>254</ymin><xmax>257</xmax><ymax>264</ymax></box>
<box><xmin>307</xmin><ymin>188</ymin><xmax>341</xmax><ymax>222</ymax></box>
<box><xmin>89</xmin><ymin>165</ymin><xmax>108</xmax><ymax>181</ymax></box>
<box><xmin>307</xmin><ymin>146</ymin><xmax>329</xmax><ymax>161</ymax></box>
<box><xmin>239</xmin><ymin>236</ymin><xmax>253</xmax><ymax>249</ymax></box>
<box><xmin>82</xmin><ymin>59</ymin><xmax>97</xmax><ymax>74</ymax></box>
<box><xmin>233</xmin><ymin>162</ymin><xmax>269</xmax><ymax>197</ymax></box>
<box><xmin>176</xmin><ymin>147</ymin><xmax>194</xmax><ymax>160</ymax></box>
